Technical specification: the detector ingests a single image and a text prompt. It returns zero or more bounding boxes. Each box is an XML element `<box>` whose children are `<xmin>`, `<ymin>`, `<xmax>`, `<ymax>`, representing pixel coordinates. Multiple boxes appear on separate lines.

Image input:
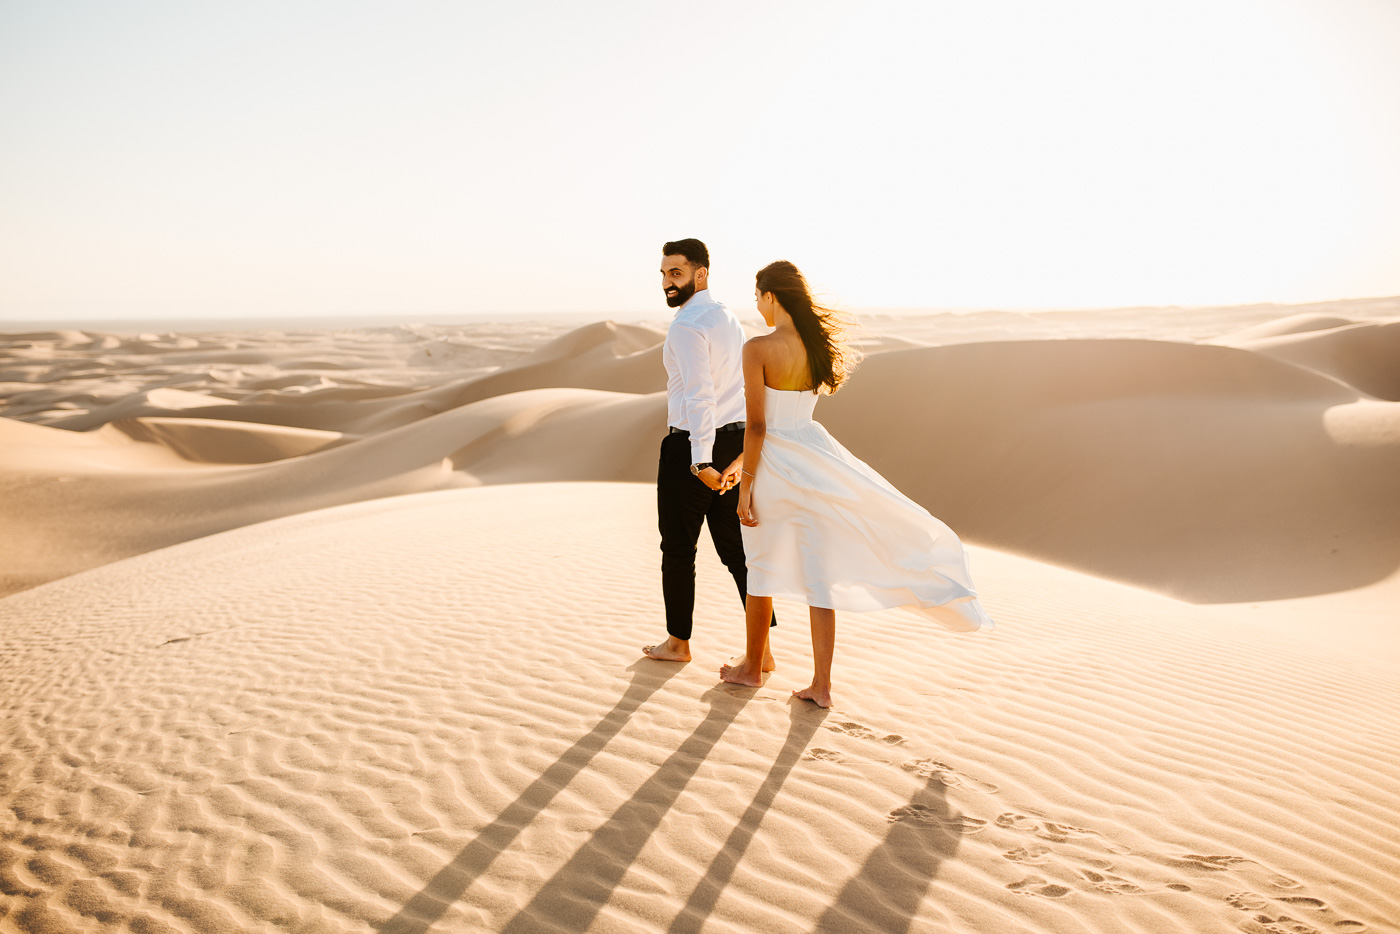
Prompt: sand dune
<box><xmin>4</xmin><ymin>322</ymin><xmax>663</xmax><ymax>437</ymax></box>
<box><xmin>6</xmin><ymin>317</ymin><xmax>1397</xmax><ymax>603</ymax></box>
<box><xmin>815</xmin><ymin>338</ymin><xmax>1400</xmax><ymax>602</ymax></box>
<box><xmin>0</xmin><ymin>387</ymin><xmax>663</xmax><ymax>596</ymax></box>
<box><xmin>110</xmin><ymin>417</ymin><xmax>350</xmax><ymax>464</ymax></box>
<box><xmin>0</xmin><ymin>484</ymin><xmax>1394</xmax><ymax>933</ymax></box>
<box><xmin>1212</xmin><ymin>314</ymin><xmax>1400</xmax><ymax>402</ymax></box>
<box><xmin>1208</xmin><ymin>312</ymin><xmax>1367</xmax><ymax>342</ymax></box>
<box><xmin>0</xmin><ymin>320</ymin><xmax>678</xmax><ymax>595</ymax></box>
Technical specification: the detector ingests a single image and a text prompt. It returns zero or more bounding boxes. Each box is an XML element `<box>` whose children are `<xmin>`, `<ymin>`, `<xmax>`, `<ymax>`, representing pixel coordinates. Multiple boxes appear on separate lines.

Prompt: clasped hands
<box><xmin>696</xmin><ymin>462</ymin><xmax>743</xmax><ymax>493</ymax></box>
<box><xmin>697</xmin><ymin>460</ymin><xmax>757</xmax><ymax>526</ymax></box>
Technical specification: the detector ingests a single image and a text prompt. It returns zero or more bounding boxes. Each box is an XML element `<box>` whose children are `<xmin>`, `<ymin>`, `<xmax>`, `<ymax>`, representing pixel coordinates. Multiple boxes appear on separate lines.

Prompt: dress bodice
<box><xmin>763</xmin><ymin>386</ymin><xmax>818</xmax><ymax>430</ymax></box>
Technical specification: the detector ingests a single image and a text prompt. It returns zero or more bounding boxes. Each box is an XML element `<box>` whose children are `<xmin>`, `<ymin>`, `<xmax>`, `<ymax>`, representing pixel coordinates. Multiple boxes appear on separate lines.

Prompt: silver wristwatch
<box><xmin>690</xmin><ymin>462</ymin><xmax>712</xmax><ymax>476</ymax></box>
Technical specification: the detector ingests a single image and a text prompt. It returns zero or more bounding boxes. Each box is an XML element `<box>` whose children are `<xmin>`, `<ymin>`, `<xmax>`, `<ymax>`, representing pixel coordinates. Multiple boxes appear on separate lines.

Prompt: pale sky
<box><xmin>3</xmin><ymin>0</ymin><xmax>1399</xmax><ymax>322</ymax></box>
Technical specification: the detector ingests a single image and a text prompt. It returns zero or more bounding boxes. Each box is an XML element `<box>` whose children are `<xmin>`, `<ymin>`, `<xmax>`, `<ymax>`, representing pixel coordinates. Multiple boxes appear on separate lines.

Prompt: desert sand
<box><xmin>2</xmin><ymin>298</ymin><xmax>1398</xmax><ymax>933</ymax></box>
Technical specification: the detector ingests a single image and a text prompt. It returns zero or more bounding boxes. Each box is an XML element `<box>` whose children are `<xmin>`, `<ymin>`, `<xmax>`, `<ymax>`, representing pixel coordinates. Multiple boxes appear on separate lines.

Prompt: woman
<box><xmin>718</xmin><ymin>261</ymin><xmax>993</xmax><ymax>707</ymax></box>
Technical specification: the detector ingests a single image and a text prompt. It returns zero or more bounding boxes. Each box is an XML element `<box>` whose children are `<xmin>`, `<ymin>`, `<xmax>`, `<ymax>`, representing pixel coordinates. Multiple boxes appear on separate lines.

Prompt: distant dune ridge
<box><xmin>2</xmin><ymin>299</ymin><xmax>1398</xmax><ymax>932</ymax></box>
<box><xmin>1208</xmin><ymin>313</ymin><xmax>1400</xmax><ymax>402</ymax></box>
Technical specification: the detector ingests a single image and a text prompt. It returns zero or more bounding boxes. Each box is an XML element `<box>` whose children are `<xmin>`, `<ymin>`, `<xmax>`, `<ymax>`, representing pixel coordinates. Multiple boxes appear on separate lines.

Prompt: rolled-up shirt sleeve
<box><xmin>670</xmin><ymin>321</ymin><xmax>718</xmax><ymax>463</ymax></box>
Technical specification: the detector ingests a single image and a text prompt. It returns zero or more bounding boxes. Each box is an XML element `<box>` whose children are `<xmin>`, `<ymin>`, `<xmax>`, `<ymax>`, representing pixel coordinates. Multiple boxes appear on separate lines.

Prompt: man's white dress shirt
<box><xmin>663</xmin><ymin>289</ymin><xmax>747</xmax><ymax>465</ymax></box>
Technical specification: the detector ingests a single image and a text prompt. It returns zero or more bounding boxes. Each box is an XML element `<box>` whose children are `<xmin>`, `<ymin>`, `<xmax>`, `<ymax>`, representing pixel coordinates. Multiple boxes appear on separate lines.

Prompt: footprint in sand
<box><xmin>1006</xmin><ymin>875</ymin><xmax>1071</xmax><ymax>898</ymax></box>
<box><xmin>1165</xmin><ymin>883</ymin><xmax>1193</xmax><ymax>892</ymax></box>
<box><xmin>886</xmin><ymin>805</ymin><xmax>986</xmax><ymax>834</ymax></box>
<box><xmin>1002</xmin><ymin>844</ymin><xmax>1052</xmax><ymax>865</ymax></box>
<box><xmin>1237</xmin><ymin>914</ymin><xmax>1322</xmax><ymax>934</ymax></box>
<box><xmin>1079</xmin><ymin>868</ymin><xmax>1144</xmax><ymax>894</ymax></box>
<box><xmin>1179</xmin><ymin>854</ymin><xmax>1300</xmax><ymax>889</ymax></box>
<box><xmin>994</xmin><ymin>812</ymin><xmax>1091</xmax><ymax>839</ymax></box>
<box><xmin>994</xmin><ymin>812</ymin><xmax>1133</xmax><ymax>853</ymax></box>
<box><xmin>995</xmin><ymin>812</ymin><xmax>1039</xmax><ymax>831</ymax></box>
<box><xmin>801</xmin><ymin>748</ymin><xmax>846</xmax><ymax>763</ymax></box>
<box><xmin>827</xmin><ymin>720</ymin><xmax>905</xmax><ymax>745</ymax></box>
<box><xmin>1229</xmin><ymin>894</ymin><xmax>1366</xmax><ymax>933</ymax></box>
<box><xmin>902</xmin><ymin>757</ymin><xmax>1000</xmax><ymax>794</ymax></box>
<box><xmin>1040</xmin><ymin>820</ymin><xmax>1096</xmax><ymax>841</ymax></box>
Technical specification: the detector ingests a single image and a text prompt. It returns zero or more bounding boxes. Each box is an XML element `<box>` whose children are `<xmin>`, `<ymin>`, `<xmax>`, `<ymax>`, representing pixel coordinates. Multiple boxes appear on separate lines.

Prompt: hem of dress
<box><xmin>745</xmin><ymin>587</ymin><xmax>993</xmax><ymax>633</ymax></box>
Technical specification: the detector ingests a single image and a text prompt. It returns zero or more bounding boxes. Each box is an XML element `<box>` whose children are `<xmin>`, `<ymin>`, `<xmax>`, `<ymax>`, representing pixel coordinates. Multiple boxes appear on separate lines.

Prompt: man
<box><xmin>643</xmin><ymin>239</ymin><xmax>775</xmax><ymax>666</ymax></box>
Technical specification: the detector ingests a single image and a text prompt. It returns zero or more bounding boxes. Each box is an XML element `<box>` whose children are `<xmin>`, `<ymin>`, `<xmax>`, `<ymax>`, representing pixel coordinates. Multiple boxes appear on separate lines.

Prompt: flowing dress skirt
<box><xmin>741</xmin><ymin>388</ymin><xmax>993</xmax><ymax>633</ymax></box>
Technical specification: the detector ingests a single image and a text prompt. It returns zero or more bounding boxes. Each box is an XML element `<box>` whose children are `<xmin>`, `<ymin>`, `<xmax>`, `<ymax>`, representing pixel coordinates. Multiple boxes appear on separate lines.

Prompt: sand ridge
<box><xmin>1211</xmin><ymin>313</ymin><xmax>1400</xmax><ymax>402</ymax></box>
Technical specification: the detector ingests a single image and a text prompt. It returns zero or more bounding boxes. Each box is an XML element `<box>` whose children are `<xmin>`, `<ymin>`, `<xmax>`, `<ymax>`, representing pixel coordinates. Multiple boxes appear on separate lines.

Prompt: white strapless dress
<box><xmin>741</xmin><ymin>387</ymin><xmax>993</xmax><ymax>633</ymax></box>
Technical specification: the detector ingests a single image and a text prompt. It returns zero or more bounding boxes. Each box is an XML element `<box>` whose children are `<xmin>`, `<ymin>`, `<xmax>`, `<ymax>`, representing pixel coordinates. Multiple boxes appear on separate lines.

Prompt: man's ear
<box><xmin>695</xmin><ymin>266</ymin><xmax>709</xmax><ymax>287</ymax></box>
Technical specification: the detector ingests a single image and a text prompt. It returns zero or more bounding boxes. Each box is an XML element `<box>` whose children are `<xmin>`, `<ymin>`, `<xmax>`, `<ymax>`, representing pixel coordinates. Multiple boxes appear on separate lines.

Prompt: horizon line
<box><xmin>3</xmin><ymin>293</ymin><xmax>1397</xmax><ymax>334</ymax></box>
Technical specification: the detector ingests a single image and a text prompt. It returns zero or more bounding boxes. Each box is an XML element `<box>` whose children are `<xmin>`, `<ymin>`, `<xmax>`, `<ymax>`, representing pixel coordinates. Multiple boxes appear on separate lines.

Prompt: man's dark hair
<box><xmin>662</xmin><ymin>239</ymin><xmax>710</xmax><ymax>269</ymax></box>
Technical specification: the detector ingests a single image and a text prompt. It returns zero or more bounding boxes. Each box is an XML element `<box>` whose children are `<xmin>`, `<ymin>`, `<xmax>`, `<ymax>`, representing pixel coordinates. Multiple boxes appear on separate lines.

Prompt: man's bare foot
<box><xmin>793</xmin><ymin>684</ymin><xmax>833</xmax><ymax>708</ymax></box>
<box><xmin>643</xmin><ymin>636</ymin><xmax>691</xmax><ymax>662</ymax></box>
<box><xmin>728</xmin><ymin>651</ymin><xmax>776</xmax><ymax>673</ymax></box>
<box><xmin>719</xmin><ymin>657</ymin><xmax>764</xmax><ymax>687</ymax></box>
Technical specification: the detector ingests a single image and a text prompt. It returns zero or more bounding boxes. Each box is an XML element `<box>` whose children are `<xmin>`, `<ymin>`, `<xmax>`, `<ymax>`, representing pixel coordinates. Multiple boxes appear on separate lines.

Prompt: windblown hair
<box><xmin>755</xmin><ymin>260</ymin><xmax>859</xmax><ymax>394</ymax></box>
<box><xmin>662</xmin><ymin>238</ymin><xmax>710</xmax><ymax>269</ymax></box>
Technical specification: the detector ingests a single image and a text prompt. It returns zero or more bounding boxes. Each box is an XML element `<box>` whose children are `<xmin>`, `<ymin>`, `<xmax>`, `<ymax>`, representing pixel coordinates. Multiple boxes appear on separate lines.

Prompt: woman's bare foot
<box><xmin>793</xmin><ymin>684</ymin><xmax>833</xmax><ymax>708</ymax></box>
<box><xmin>729</xmin><ymin>649</ymin><xmax>776</xmax><ymax>673</ymax></box>
<box><xmin>643</xmin><ymin>636</ymin><xmax>691</xmax><ymax>662</ymax></box>
<box><xmin>719</xmin><ymin>657</ymin><xmax>764</xmax><ymax>687</ymax></box>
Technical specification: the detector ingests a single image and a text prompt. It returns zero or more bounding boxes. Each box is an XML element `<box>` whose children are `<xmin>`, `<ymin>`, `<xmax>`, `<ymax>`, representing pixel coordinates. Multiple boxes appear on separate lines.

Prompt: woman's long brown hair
<box><xmin>755</xmin><ymin>260</ymin><xmax>858</xmax><ymax>394</ymax></box>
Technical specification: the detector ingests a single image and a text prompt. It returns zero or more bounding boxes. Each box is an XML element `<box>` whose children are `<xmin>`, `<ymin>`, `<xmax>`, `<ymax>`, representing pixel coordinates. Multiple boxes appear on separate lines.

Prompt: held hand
<box><xmin>719</xmin><ymin>461</ymin><xmax>742</xmax><ymax>492</ymax></box>
<box><xmin>697</xmin><ymin>466</ymin><xmax>725</xmax><ymax>491</ymax></box>
<box><xmin>737</xmin><ymin>487</ymin><xmax>758</xmax><ymax>526</ymax></box>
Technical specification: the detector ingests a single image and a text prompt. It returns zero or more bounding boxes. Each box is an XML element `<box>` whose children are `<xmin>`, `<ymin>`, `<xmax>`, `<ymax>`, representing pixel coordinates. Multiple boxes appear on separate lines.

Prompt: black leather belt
<box><xmin>669</xmin><ymin>421</ymin><xmax>745</xmax><ymax>435</ymax></box>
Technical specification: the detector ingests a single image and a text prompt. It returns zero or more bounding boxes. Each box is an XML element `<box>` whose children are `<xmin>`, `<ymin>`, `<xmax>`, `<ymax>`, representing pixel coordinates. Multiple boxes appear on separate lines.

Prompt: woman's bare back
<box><xmin>754</xmin><ymin>328</ymin><xmax>813</xmax><ymax>391</ymax></box>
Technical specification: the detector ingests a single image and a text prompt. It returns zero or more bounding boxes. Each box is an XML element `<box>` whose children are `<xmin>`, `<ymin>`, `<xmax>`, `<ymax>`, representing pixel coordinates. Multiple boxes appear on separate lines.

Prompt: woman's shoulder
<box><xmin>745</xmin><ymin>330</ymin><xmax>802</xmax><ymax>351</ymax></box>
<box><xmin>743</xmin><ymin>331</ymin><xmax>780</xmax><ymax>356</ymax></box>
<box><xmin>743</xmin><ymin>332</ymin><xmax>798</xmax><ymax>369</ymax></box>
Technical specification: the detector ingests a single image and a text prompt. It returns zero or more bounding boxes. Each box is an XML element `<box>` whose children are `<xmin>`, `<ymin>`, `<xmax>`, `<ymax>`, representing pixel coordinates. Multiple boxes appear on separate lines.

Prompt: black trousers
<box><xmin>657</xmin><ymin>430</ymin><xmax>776</xmax><ymax>640</ymax></box>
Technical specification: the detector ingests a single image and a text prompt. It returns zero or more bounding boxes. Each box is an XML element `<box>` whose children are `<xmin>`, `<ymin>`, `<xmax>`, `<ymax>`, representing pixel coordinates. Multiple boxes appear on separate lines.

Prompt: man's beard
<box><xmin>664</xmin><ymin>279</ymin><xmax>696</xmax><ymax>308</ymax></box>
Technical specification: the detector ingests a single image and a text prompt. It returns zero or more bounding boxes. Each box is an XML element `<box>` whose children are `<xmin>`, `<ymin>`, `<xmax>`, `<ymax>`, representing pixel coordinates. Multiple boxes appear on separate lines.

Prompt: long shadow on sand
<box><xmin>666</xmin><ymin>698</ymin><xmax>829</xmax><ymax>934</ymax></box>
<box><xmin>377</xmin><ymin>660</ymin><xmax>685</xmax><ymax>934</ymax></box>
<box><xmin>812</xmin><ymin>777</ymin><xmax>962</xmax><ymax>933</ymax></box>
<box><xmin>495</xmin><ymin>683</ymin><xmax>753</xmax><ymax>934</ymax></box>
